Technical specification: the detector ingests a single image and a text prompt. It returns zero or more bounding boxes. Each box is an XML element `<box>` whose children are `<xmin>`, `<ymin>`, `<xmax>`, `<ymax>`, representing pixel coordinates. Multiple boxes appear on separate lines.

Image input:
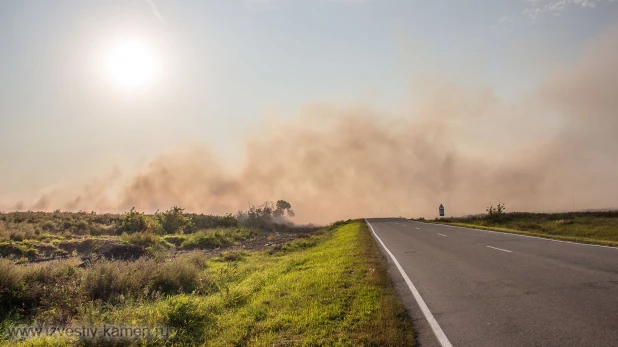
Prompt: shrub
<box><xmin>181</xmin><ymin>231</ymin><xmax>231</xmax><ymax>250</ymax></box>
<box><xmin>41</xmin><ymin>220</ymin><xmax>57</xmax><ymax>232</ymax></box>
<box><xmin>89</xmin><ymin>223</ymin><xmax>116</xmax><ymax>236</ymax></box>
<box><xmin>118</xmin><ymin>208</ymin><xmax>149</xmax><ymax>234</ymax></box>
<box><xmin>121</xmin><ymin>231</ymin><xmax>161</xmax><ymax>247</ymax></box>
<box><xmin>0</xmin><ymin>260</ymin><xmax>82</xmax><ymax>322</ymax></box>
<box><xmin>157</xmin><ymin>206</ymin><xmax>192</xmax><ymax>234</ymax></box>
<box><xmin>22</xmin><ymin>262</ymin><xmax>82</xmax><ymax>323</ymax></box>
<box><xmin>82</xmin><ymin>258</ymin><xmax>156</xmax><ymax>303</ymax></box>
<box><xmin>82</xmin><ymin>254</ymin><xmax>209</xmax><ymax>303</ymax></box>
<box><xmin>0</xmin><ymin>258</ymin><xmax>25</xmax><ymax>319</ymax></box>
<box><xmin>0</xmin><ymin>242</ymin><xmax>36</xmax><ymax>259</ymax></box>
<box><xmin>486</xmin><ymin>202</ymin><xmax>507</xmax><ymax>221</ymax></box>
<box><xmin>486</xmin><ymin>202</ymin><xmax>506</xmax><ymax>216</ymax></box>
<box><xmin>237</xmin><ymin>200</ymin><xmax>295</xmax><ymax>230</ymax></box>
<box><xmin>185</xmin><ymin>213</ymin><xmax>238</xmax><ymax>231</ymax></box>
<box><xmin>151</xmin><ymin>256</ymin><xmax>206</xmax><ymax>294</ymax></box>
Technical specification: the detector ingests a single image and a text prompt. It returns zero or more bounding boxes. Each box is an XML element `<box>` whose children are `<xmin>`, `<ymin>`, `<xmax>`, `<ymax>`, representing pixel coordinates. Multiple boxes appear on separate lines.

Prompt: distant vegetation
<box><xmin>427</xmin><ymin>204</ymin><xmax>618</xmax><ymax>246</ymax></box>
<box><xmin>0</xmin><ymin>200</ymin><xmax>303</xmax><ymax>265</ymax></box>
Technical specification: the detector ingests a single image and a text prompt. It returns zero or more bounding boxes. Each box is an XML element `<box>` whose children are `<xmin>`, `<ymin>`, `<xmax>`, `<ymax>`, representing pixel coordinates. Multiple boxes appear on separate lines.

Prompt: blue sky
<box><xmin>0</xmin><ymin>0</ymin><xmax>617</xmax><ymax>216</ymax></box>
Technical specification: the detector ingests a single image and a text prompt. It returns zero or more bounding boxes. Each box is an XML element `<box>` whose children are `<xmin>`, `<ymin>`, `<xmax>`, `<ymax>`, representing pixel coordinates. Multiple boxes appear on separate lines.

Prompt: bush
<box><xmin>118</xmin><ymin>208</ymin><xmax>149</xmax><ymax>234</ymax></box>
<box><xmin>81</xmin><ymin>255</ymin><xmax>208</xmax><ymax>303</ymax></box>
<box><xmin>151</xmin><ymin>256</ymin><xmax>207</xmax><ymax>294</ymax></box>
<box><xmin>186</xmin><ymin>213</ymin><xmax>238</xmax><ymax>231</ymax></box>
<box><xmin>121</xmin><ymin>231</ymin><xmax>161</xmax><ymax>247</ymax></box>
<box><xmin>118</xmin><ymin>208</ymin><xmax>163</xmax><ymax>235</ymax></box>
<box><xmin>41</xmin><ymin>220</ymin><xmax>57</xmax><ymax>232</ymax></box>
<box><xmin>0</xmin><ymin>258</ymin><xmax>24</xmax><ymax>319</ymax></box>
<box><xmin>81</xmin><ymin>260</ymin><xmax>139</xmax><ymax>303</ymax></box>
<box><xmin>181</xmin><ymin>231</ymin><xmax>231</xmax><ymax>250</ymax></box>
<box><xmin>486</xmin><ymin>202</ymin><xmax>507</xmax><ymax>221</ymax></box>
<box><xmin>22</xmin><ymin>262</ymin><xmax>82</xmax><ymax>323</ymax></box>
<box><xmin>237</xmin><ymin>200</ymin><xmax>295</xmax><ymax>230</ymax></box>
<box><xmin>0</xmin><ymin>260</ymin><xmax>82</xmax><ymax>323</ymax></box>
<box><xmin>157</xmin><ymin>206</ymin><xmax>192</xmax><ymax>235</ymax></box>
<box><xmin>180</xmin><ymin>228</ymin><xmax>258</xmax><ymax>250</ymax></box>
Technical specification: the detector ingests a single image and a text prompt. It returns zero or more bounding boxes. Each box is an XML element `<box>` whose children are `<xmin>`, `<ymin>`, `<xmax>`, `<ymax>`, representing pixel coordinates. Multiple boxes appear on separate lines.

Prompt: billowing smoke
<box><xmin>3</xmin><ymin>26</ymin><xmax>618</xmax><ymax>223</ymax></box>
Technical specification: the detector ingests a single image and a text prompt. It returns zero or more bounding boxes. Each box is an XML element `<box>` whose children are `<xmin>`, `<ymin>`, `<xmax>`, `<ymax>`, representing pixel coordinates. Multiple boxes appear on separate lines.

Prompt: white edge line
<box><xmin>365</xmin><ymin>219</ymin><xmax>453</xmax><ymax>347</ymax></box>
<box><xmin>412</xmin><ymin>221</ymin><xmax>617</xmax><ymax>250</ymax></box>
<box><xmin>437</xmin><ymin>233</ymin><xmax>447</xmax><ymax>237</ymax></box>
<box><xmin>486</xmin><ymin>245</ymin><xmax>512</xmax><ymax>253</ymax></box>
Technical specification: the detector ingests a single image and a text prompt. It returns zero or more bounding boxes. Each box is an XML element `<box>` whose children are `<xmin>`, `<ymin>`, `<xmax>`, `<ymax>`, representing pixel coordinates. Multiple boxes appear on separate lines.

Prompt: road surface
<box><xmin>366</xmin><ymin>218</ymin><xmax>618</xmax><ymax>347</ymax></box>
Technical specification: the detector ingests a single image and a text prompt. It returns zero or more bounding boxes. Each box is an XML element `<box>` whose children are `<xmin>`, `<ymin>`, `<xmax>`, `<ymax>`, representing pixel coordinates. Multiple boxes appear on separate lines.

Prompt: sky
<box><xmin>0</xmin><ymin>0</ymin><xmax>617</xmax><ymax>221</ymax></box>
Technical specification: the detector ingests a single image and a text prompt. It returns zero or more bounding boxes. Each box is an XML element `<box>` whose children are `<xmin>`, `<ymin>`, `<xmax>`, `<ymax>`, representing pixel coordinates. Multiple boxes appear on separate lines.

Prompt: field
<box><xmin>0</xmin><ymin>210</ymin><xmax>414</xmax><ymax>346</ymax></box>
<box><xmin>427</xmin><ymin>210</ymin><xmax>618</xmax><ymax>247</ymax></box>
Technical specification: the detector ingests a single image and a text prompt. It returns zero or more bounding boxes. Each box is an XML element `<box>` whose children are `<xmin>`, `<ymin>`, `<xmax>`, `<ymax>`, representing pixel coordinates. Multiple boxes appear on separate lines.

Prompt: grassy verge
<box><xmin>0</xmin><ymin>220</ymin><xmax>414</xmax><ymax>346</ymax></box>
<box><xmin>425</xmin><ymin>211</ymin><xmax>618</xmax><ymax>247</ymax></box>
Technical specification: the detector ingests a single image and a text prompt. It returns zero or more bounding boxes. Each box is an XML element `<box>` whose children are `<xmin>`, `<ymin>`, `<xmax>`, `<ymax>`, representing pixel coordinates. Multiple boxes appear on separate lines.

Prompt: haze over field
<box><xmin>1</xmin><ymin>1</ymin><xmax>617</xmax><ymax>223</ymax></box>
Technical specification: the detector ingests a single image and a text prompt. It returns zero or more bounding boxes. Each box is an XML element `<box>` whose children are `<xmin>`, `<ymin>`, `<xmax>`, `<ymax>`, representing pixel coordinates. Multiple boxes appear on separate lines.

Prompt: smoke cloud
<box><xmin>3</xmin><ymin>26</ymin><xmax>618</xmax><ymax>223</ymax></box>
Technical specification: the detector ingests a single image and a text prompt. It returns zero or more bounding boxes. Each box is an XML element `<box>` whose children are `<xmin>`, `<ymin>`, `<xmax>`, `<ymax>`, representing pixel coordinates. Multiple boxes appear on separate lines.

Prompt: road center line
<box><xmin>486</xmin><ymin>246</ymin><xmax>512</xmax><ymax>253</ymax></box>
<box><xmin>437</xmin><ymin>233</ymin><xmax>446</xmax><ymax>237</ymax></box>
<box><xmin>365</xmin><ymin>219</ymin><xmax>453</xmax><ymax>347</ymax></box>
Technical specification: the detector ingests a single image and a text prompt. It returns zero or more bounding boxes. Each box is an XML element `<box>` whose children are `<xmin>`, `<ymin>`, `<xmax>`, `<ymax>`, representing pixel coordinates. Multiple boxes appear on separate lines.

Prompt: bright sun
<box><xmin>106</xmin><ymin>41</ymin><xmax>157</xmax><ymax>89</ymax></box>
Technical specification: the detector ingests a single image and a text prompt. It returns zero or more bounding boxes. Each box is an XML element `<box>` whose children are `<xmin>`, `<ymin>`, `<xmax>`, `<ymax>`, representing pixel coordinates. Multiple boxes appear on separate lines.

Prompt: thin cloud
<box><xmin>246</xmin><ymin>0</ymin><xmax>369</xmax><ymax>7</ymax></box>
<box><xmin>524</xmin><ymin>0</ymin><xmax>617</xmax><ymax>19</ymax></box>
<box><xmin>145</xmin><ymin>0</ymin><xmax>168</xmax><ymax>25</ymax></box>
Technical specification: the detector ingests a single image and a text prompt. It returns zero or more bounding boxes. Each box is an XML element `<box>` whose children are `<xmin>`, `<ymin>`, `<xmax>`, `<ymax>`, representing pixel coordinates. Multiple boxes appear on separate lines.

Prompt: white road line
<box><xmin>365</xmin><ymin>219</ymin><xmax>453</xmax><ymax>347</ymax></box>
<box><xmin>486</xmin><ymin>246</ymin><xmax>512</xmax><ymax>253</ymax></box>
<box><xmin>416</xmin><ymin>222</ymin><xmax>617</xmax><ymax>250</ymax></box>
<box><xmin>415</xmin><ymin>227</ymin><xmax>421</xmax><ymax>230</ymax></box>
<box><xmin>437</xmin><ymin>233</ymin><xmax>447</xmax><ymax>237</ymax></box>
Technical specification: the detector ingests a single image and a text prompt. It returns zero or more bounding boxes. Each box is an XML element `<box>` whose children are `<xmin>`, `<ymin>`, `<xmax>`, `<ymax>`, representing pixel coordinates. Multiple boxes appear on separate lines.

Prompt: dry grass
<box><xmin>430</xmin><ymin>211</ymin><xmax>618</xmax><ymax>246</ymax></box>
<box><xmin>0</xmin><ymin>221</ymin><xmax>415</xmax><ymax>346</ymax></box>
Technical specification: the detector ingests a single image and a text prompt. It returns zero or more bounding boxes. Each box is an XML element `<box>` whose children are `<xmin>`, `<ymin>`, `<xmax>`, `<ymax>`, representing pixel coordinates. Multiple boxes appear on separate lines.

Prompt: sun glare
<box><xmin>105</xmin><ymin>41</ymin><xmax>157</xmax><ymax>89</ymax></box>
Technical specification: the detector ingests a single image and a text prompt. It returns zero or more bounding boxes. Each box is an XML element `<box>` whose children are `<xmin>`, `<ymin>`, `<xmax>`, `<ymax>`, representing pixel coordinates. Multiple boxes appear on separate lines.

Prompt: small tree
<box><xmin>118</xmin><ymin>207</ymin><xmax>148</xmax><ymax>234</ymax></box>
<box><xmin>238</xmin><ymin>200</ymin><xmax>295</xmax><ymax>229</ymax></box>
<box><xmin>274</xmin><ymin>200</ymin><xmax>294</xmax><ymax>219</ymax></box>
<box><xmin>486</xmin><ymin>202</ymin><xmax>506</xmax><ymax>220</ymax></box>
<box><xmin>156</xmin><ymin>206</ymin><xmax>192</xmax><ymax>234</ymax></box>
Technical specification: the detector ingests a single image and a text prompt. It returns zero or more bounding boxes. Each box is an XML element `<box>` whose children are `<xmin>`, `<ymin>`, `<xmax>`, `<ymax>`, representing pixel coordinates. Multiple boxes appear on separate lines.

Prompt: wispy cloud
<box><xmin>246</xmin><ymin>0</ymin><xmax>369</xmax><ymax>8</ymax></box>
<box><xmin>524</xmin><ymin>0</ymin><xmax>617</xmax><ymax>19</ymax></box>
<box><xmin>145</xmin><ymin>0</ymin><xmax>168</xmax><ymax>25</ymax></box>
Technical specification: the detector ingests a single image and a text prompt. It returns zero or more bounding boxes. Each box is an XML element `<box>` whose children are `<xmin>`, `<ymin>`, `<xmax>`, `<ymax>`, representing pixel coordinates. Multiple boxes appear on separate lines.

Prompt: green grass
<box><xmin>0</xmin><ymin>221</ymin><xmax>414</xmax><ymax>346</ymax></box>
<box><xmin>428</xmin><ymin>211</ymin><xmax>618</xmax><ymax>247</ymax></box>
<box><xmin>180</xmin><ymin>228</ymin><xmax>260</xmax><ymax>250</ymax></box>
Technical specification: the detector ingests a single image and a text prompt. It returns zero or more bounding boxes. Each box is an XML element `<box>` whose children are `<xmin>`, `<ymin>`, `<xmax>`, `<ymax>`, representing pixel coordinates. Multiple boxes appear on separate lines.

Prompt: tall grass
<box><xmin>0</xmin><ymin>253</ymin><xmax>210</xmax><ymax>324</ymax></box>
<box><xmin>0</xmin><ymin>221</ymin><xmax>415</xmax><ymax>346</ymax></box>
<box><xmin>180</xmin><ymin>228</ymin><xmax>259</xmax><ymax>250</ymax></box>
<box><xmin>433</xmin><ymin>211</ymin><xmax>618</xmax><ymax>245</ymax></box>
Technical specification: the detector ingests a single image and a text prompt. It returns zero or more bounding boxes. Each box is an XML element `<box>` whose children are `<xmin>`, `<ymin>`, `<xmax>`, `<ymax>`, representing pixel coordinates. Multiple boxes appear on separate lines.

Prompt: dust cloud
<box><xmin>3</xmin><ymin>26</ymin><xmax>618</xmax><ymax>224</ymax></box>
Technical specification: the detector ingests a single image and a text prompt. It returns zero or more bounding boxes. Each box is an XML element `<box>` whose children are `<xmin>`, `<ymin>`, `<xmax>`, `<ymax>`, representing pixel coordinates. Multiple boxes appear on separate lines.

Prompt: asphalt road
<box><xmin>366</xmin><ymin>218</ymin><xmax>618</xmax><ymax>347</ymax></box>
